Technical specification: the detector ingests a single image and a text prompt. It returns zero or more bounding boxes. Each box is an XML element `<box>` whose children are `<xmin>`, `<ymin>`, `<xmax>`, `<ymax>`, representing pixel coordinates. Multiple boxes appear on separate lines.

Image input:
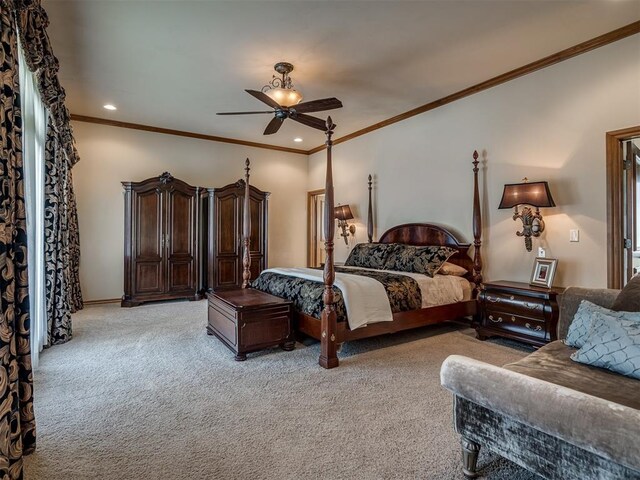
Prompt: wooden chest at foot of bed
<box><xmin>207</xmin><ymin>289</ymin><xmax>294</xmax><ymax>361</ymax></box>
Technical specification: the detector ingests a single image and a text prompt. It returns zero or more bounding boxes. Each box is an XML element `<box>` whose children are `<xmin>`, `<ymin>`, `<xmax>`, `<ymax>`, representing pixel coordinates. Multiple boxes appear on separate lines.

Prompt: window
<box><xmin>18</xmin><ymin>41</ymin><xmax>47</xmax><ymax>367</ymax></box>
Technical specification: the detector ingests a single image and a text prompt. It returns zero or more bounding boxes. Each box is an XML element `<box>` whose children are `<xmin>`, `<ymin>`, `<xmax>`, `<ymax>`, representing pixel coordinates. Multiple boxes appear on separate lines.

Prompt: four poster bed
<box><xmin>237</xmin><ymin>119</ymin><xmax>482</xmax><ymax>369</ymax></box>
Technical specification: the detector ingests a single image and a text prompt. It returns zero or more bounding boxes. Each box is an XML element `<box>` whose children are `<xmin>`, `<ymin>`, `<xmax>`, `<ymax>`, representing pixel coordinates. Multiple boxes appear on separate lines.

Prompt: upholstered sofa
<box><xmin>441</xmin><ymin>287</ymin><xmax>640</xmax><ymax>479</ymax></box>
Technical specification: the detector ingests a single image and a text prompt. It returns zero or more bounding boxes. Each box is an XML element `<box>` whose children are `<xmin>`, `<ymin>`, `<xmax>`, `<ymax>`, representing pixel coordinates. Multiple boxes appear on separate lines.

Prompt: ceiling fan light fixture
<box><xmin>265</xmin><ymin>87</ymin><xmax>303</xmax><ymax>107</ymax></box>
<box><xmin>216</xmin><ymin>61</ymin><xmax>342</xmax><ymax>136</ymax></box>
<box><xmin>261</xmin><ymin>62</ymin><xmax>303</xmax><ymax>107</ymax></box>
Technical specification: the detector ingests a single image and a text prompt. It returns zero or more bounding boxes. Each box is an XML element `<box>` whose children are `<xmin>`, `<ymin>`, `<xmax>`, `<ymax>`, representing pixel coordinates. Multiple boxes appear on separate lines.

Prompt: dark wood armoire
<box><xmin>122</xmin><ymin>172</ymin><xmax>203</xmax><ymax>307</ymax></box>
<box><xmin>204</xmin><ymin>179</ymin><xmax>269</xmax><ymax>291</ymax></box>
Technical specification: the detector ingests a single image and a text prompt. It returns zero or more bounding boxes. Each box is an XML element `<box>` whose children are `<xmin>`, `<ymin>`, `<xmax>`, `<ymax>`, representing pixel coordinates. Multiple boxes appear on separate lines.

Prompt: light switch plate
<box><xmin>570</xmin><ymin>229</ymin><xmax>580</xmax><ymax>242</ymax></box>
<box><xmin>538</xmin><ymin>247</ymin><xmax>546</xmax><ymax>257</ymax></box>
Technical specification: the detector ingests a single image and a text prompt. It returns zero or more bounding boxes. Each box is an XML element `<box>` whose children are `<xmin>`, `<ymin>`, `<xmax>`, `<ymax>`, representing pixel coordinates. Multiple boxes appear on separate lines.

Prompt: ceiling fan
<box><xmin>217</xmin><ymin>62</ymin><xmax>343</xmax><ymax>135</ymax></box>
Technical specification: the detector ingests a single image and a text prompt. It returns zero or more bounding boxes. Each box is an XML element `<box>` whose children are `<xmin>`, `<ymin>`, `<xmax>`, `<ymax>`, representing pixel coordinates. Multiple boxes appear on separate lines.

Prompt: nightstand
<box><xmin>476</xmin><ymin>281</ymin><xmax>564</xmax><ymax>348</ymax></box>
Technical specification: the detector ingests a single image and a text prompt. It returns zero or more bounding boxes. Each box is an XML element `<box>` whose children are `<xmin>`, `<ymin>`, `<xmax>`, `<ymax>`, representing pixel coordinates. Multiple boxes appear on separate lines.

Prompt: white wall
<box><xmin>309</xmin><ymin>35</ymin><xmax>640</xmax><ymax>288</ymax></box>
<box><xmin>72</xmin><ymin>122</ymin><xmax>308</xmax><ymax>301</ymax></box>
<box><xmin>74</xmin><ymin>35</ymin><xmax>640</xmax><ymax>299</ymax></box>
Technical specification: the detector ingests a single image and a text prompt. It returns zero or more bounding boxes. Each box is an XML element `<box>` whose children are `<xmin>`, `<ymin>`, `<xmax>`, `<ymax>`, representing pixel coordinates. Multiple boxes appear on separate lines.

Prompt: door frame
<box><xmin>606</xmin><ymin>125</ymin><xmax>640</xmax><ymax>288</ymax></box>
<box><xmin>307</xmin><ymin>189</ymin><xmax>325</xmax><ymax>267</ymax></box>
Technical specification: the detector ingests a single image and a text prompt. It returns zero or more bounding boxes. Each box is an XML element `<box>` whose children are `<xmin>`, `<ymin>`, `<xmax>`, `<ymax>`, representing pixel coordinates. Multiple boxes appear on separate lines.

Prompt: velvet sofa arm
<box><xmin>557</xmin><ymin>287</ymin><xmax>620</xmax><ymax>340</ymax></box>
<box><xmin>440</xmin><ymin>355</ymin><xmax>640</xmax><ymax>472</ymax></box>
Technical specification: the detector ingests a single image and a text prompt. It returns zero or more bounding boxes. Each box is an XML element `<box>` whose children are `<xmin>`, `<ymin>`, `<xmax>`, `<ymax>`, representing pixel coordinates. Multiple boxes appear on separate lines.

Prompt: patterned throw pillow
<box><xmin>437</xmin><ymin>261</ymin><xmax>468</xmax><ymax>277</ymax></box>
<box><xmin>383</xmin><ymin>245</ymin><xmax>457</xmax><ymax>277</ymax></box>
<box><xmin>571</xmin><ymin>312</ymin><xmax>640</xmax><ymax>380</ymax></box>
<box><xmin>611</xmin><ymin>274</ymin><xmax>640</xmax><ymax>312</ymax></box>
<box><xmin>344</xmin><ymin>243</ymin><xmax>396</xmax><ymax>270</ymax></box>
<box><xmin>565</xmin><ymin>300</ymin><xmax>633</xmax><ymax>348</ymax></box>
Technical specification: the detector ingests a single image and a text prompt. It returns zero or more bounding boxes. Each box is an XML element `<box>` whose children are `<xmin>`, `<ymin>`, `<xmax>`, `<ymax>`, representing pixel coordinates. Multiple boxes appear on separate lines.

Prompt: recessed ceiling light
<box><xmin>293</xmin><ymin>137</ymin><xmax>303</xmax><ymax>143</ymax></box>
<box><xmin>103</xmin><ymin>104</ymin><xmax>117</xmax><ymax>111</ymax></box>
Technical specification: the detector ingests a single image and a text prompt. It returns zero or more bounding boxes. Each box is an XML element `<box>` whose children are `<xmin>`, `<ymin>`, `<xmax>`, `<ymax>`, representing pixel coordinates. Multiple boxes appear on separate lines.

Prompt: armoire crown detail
<box><xmin>158</xmin><ymin>171</ymin><xmax>174</xmax><ymax>184</ymax></box>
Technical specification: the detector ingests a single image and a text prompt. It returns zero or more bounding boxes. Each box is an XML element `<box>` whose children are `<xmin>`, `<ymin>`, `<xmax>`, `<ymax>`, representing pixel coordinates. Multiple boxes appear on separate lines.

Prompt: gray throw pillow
<box><xmin>565</xmin><ymin>300</ymin><xmax>631</xmax><ymax>348</ymax></box>
<box><xmin>571</xmin><ymin>312</ymin><xmax>640</xmax><ymax>380</ymax></box>
<box><xmin>611</xmin><ymin>274</ymin><xmax>640</xmax><ymax>312</ymax></box>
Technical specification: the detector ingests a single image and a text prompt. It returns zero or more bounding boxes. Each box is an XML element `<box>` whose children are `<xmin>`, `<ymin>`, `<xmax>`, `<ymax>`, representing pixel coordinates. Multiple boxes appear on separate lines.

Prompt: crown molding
<box><xmin>70</xmin><ymin>114</ymin><xmax>309</xmax><ymax>155</ymax></box>
<box><xmin>307</xmin><ymin>20</ymin><xmax>640</xmax><ymax>155</ymax></box>
<box><xmin>71</xmin><ymin>22</ymin><xmax>640</xmax><ymax>157</ymax></box>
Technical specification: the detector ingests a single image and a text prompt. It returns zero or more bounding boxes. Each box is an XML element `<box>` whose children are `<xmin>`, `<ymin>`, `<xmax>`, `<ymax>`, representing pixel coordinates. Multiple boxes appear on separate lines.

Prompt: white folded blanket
<box><xmin>338</xmin><ymin>266</ymin><xmax>469</xmax><ymax>307</ymax></box>
<box><xmin>262</xmin><ymin>267</ymin><xmax>393</xmax><ymax>330</ymax></box>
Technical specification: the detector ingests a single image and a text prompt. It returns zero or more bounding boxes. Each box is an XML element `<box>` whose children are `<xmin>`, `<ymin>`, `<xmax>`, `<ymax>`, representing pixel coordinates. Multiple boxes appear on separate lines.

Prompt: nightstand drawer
<box><xmin>483</xmin><ymin>291</ymin><xmax>545</xmax><ymax>315</ymax></box>
<box><xmin>484</xmin><ymin>309</ymin><xmax>547</xmax><ymax>339</ymax></box>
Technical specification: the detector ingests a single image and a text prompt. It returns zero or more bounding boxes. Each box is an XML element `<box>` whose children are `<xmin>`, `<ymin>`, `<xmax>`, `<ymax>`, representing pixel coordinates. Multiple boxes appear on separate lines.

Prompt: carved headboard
<box><xmin>378</xmin><ymin>223</ymin><xmax>474</xmax><ymax>280</ymax></box>
<box><xmin>368</xmin><ymin>152</ymin><xmax>483</xmax><ymax>287</ymax></box>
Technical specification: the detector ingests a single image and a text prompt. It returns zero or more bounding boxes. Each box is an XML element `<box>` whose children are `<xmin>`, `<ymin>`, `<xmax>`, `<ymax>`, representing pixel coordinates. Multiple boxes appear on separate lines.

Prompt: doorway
<box><xmin>624</xmin><ymin>139</ymin><xmax>640</xmax><ymax>280</ymax></box>
<box><xmin>606</xmin><ymin>126</ymin><xmax>640</xmax><ymax>288</ymax></box>
<box><xmin>307</xmin><ymin>189</ymin><xmax>325</xmax><ymax>267</ymax></box>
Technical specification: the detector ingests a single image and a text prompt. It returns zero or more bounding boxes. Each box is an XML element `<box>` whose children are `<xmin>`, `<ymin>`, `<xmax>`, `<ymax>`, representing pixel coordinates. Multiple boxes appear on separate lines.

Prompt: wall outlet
<box><xmin>570</xmin><ymin>229</ymin><xmax>580</xmax><ymax>242</ymax></box>
<box><xmin>538</xmin><ymin>247</ymin><xmax>546</xmax><ymax>258</ymax></box>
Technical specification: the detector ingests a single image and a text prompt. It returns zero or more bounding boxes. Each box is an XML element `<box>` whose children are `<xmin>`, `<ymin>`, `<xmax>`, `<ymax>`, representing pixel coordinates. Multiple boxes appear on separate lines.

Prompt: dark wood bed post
<box><xmin>242</xmin><ymin>158</ymin><xmax>251</xmax><ymax>289</ymax></box>
<box><xmin>319</xmin><ymin>117</ymin><xmax>339</xmax><ymax>369</ymax></box>
<box><xmin>471</xmin><ymin>150</ymin><xmax>483</xmax><ymax>293</ymax></box>
<box><xmin>367</xmin><ymin>174</ymin><xmax>373</xmax><ymax>243</ymax></box>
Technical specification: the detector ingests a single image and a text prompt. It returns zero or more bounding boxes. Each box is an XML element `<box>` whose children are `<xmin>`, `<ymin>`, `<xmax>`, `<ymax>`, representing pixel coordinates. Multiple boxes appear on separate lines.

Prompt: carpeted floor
<box><xmin>24</xmin><ymin>301</ymin><xmax>540</xmax><ymax>479</ymax></box>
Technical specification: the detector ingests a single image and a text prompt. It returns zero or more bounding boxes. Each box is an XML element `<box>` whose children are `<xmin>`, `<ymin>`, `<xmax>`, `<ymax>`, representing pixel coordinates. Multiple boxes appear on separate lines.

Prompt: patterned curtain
<box><xmin>0</xmin><ymin>0</ymin><xmax>37</xmax><ymax>476</ymax></box>
<box><xmin>43</xmin><ymin>124</ymin><xmax>82</xmax><ymax>345</ymax></box>
<box><xmin>17</xmin><ymin>0</ymin><xmax>83</xmax><ymax>346</ymax></box>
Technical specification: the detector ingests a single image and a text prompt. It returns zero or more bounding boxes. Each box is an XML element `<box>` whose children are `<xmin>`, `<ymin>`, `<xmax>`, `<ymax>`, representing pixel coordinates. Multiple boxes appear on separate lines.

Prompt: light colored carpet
<box><xmin>24</xmin><ymin>301</ymin><xmax>539</xmax><ymax>480</ymax></box>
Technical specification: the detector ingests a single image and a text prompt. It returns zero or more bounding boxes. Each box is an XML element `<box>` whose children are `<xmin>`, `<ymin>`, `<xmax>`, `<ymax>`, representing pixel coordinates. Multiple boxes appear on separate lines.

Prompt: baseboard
<box><xmin>83</xmin><ymin>298</ymin><xmax>121</xmax><ymax>306</ymax></box>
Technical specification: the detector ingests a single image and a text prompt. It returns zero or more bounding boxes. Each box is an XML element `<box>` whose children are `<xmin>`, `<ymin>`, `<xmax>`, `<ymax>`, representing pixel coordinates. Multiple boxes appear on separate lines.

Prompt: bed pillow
<box><xmin>437</xmin><ymin>261</ymin><xmax>467</xmax><ymax>277</ymax></box>
<box><xmin>565</xmin><ymin>300</ymin><xmax>638</xmax><ymax>348</ymax></box>
<box><xmin>344</xmin><ymin>243</ymin><xmax>396</xmax><ymax>270</ymax></box>
<box><xmin>611</xmin><ymin>274</ymin><xmax>640</xmax><ymax>312</ymax></box>
<box><xmin>383</xmin><ymin>244</ymin><xmax>457</xmax><ymax>277</ymax></box>
<box><xmin>571</xmin><ymin>312</ymin><xmax>640</xmax><ymax>380</ymax></box>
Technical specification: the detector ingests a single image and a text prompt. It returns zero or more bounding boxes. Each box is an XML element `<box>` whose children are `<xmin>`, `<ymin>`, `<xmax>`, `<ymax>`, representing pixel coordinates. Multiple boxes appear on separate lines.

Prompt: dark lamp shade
<box><xmin>498</xmin><ymin>181</ymin><xmax>556</xmax><ymax>209</ymax></box>
<box><xmin>334</xmin><ymin>205</ymin><xmax>354</xmax><ymax>221</ymax></box>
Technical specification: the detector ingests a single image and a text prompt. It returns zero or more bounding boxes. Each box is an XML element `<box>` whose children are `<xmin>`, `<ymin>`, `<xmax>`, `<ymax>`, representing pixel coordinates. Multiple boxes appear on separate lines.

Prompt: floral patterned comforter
<box><xmin>251</xmin><ymin>267</ymin><xmax>422</xmax><ymax>323</ymax></box>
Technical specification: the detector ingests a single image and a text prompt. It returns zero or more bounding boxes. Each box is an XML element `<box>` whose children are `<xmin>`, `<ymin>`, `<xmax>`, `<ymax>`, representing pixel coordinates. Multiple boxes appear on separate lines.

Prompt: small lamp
<box><xmin>265</xmin><ymin>87</ymin><xmax>303</xmax><ymax>107</ymax></box>
<box><xmin>262</xmin><ymin>62</ymin><xmax>303</xmax><ymax>107</ymax></box>
<box><xmin>335</xmin><ymin>205</ymin><xmax>355</xmax><ymax>245</ymax></box>
<box><xmin>498</xmin><ymin>179</ymin><xmax>556</xmax><ymax>252</ymax></box>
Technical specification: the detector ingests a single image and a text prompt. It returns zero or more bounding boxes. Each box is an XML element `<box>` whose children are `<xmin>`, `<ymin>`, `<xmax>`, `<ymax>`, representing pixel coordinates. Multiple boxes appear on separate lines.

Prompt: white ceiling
<box><xmin>45</xmin><ymin>0</ymin><xmax>640</xmax><ymax>150</ymax></box>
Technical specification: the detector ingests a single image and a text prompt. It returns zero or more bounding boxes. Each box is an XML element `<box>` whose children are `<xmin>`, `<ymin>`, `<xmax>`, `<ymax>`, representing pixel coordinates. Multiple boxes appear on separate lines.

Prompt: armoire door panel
<box><xmin>135</xmin><ymin>262</ymin><xmax>163</xmax><ymax>293</ymax></box>
<box><xmin>248</xmin><ymin>197</ymin><xmax>263</xmax><ymax>254</ymax></box>
<box><xmin>217</xmin><ymin>258</ymin><xmax>239</xmax><ymax>287</ymax></box>
<box><xmin>217</xmin><ymin>195</ymin><xmax>239</xmax><ymax>255</ymax></box>
<box><xmin>249</xmin><ymin>258</ymin><xmax>262</xmax><ymax>281</ymax></box>
<box><xmin>168</xmin><ymin>261</ymin><xmax>193</xmax><ymax>291</ymax></box>
<box><xmin>135</xmin><ymin>190</ymin><xmax>162</xmax><ymax>258</ymax></box>
<box><xmin>167</xmin><ymin>190</ymin><xmax>194</xmax><ymax>256</ymax></box>
<box><xmin>166</xmin><ymin>188</ymin><xmax>196</xmax><ymax>293</ymax></box>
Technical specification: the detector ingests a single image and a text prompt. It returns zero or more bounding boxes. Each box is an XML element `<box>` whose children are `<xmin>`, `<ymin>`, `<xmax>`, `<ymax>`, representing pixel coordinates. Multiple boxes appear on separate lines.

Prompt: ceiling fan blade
<box><xmin>246</xmin><ymin>89</ymin><xmax>281</xmax><ymax>109</ymax></box>
<box><xmin>290</xmin><ymin>113</ymin><xmax>328</xmax><ymax>131</ymax></box>
<box><xmin>216</xmin><ymin>111</ymin><xmax>275</xmax><ymax>115</ymax></box>
<box><xmin>263</xmin><ymin>116</ymin><xmax>284</xmax><ymax>135</ymax></box>
<box><xmin>290</xmin><ymin>98</ymin><xmax>343</xmax><ymax>114</ymax></box>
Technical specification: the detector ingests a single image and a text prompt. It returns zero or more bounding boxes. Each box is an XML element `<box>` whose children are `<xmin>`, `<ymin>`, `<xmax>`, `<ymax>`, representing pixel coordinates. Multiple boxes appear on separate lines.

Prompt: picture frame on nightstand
<box><xmin>530</xmin><ymin>257</ymin><xmax>558</xmax><ymax>288</ymax></box>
